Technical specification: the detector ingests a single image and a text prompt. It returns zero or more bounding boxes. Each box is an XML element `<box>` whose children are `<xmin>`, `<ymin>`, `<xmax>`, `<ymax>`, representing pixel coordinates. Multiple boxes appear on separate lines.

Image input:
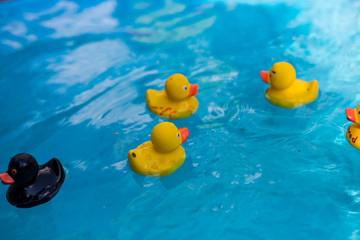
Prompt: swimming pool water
<box><xmin>1</xmin><ymin>0</ymin><xmax>360</xmax><ymax>239</ymax></box>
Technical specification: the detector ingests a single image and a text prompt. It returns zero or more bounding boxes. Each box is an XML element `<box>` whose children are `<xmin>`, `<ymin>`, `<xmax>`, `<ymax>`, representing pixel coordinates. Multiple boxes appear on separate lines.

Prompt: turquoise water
<box><xmin>1</xmin><ymin>0</ymin><xmax>360</xmax><ymax>239</ymax></box>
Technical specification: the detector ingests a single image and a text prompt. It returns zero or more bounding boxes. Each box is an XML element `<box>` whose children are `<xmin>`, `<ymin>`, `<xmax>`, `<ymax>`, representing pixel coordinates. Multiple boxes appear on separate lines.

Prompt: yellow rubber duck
<box><xmin>260</xmin><ymin>62</ymin><xmax>318</xmax><ymax>108</ymax></box>
<box><xmin>128</xmin><ymin>122</ymin><xmax>189</xmax><ymax>177</ymax></box>
<box><xmin>345</xmin><ymin>104</ymin><xmax>360</xmax><ymax>149</ymax></box>
<box><xmin>146</xmin><ymin>74</ymin><xmax>199</xmax><ymax>119</ymax></box>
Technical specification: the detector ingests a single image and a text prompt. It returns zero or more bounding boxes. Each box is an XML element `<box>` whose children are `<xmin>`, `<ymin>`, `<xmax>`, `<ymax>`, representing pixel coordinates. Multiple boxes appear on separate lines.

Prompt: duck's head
<box><xmin>260</xmin><ymin>62</ymin><xmax>296</xmax><ymax>90</ymax></box>
<box><xmin>165</xmin><ymin>74</ymin><xmax>198</xmax><ymax>101</ymax></box>
<box><xmin>151</xmin><ymin>122</ymin><xmax>188</xmax><ymax>153</ymax></box>
<box><xmin>0</xmin><ymin>153</ymin><xmax>38</xmax><ymax>185</ymax></box>
<box><xmin>346</xmin><ymin>104</ymin><xmax>360</xmax><ymax>124</ymax></box>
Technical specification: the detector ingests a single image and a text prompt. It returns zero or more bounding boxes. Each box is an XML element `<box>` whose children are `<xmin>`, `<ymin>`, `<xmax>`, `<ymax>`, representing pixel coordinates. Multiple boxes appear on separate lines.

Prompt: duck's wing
<box><xmin>146</xmin><ymin>90</ymin><xmax>173</xmax><ymax>118</ymax></box>
<box><xmin>32</xmin><ymin>158</ymin><xmax>65</xmax><ymax>202</ymax></box>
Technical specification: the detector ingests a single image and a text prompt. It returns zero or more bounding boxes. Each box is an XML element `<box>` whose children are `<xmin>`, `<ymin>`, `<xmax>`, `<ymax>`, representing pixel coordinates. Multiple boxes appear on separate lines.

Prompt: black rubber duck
<box><xmin>0</xmin><ymin>153</ymin><xmax>65</xmax><ymax>208</ymax></box>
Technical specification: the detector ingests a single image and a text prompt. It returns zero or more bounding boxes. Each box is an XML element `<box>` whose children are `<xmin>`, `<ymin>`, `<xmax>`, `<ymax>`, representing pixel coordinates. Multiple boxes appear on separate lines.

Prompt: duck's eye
<box><xmin>183</xmin><ymin>85</ymin><xmax>187</xmax><ymax>91</ymax></box>
<box><xmin>176</xmin><ymin>132</ymin><xmax>180</xmax><ymax>138</ymax></box>
<box><xmin>132</xmin><ymin>152</ymin><xmax>136</xmax><ymax>158</ymax></box>
<box><xmin>358</xmin><ymin>110</ymin><xmax>360</xmax><ymax>115</ymax></box>
<box><xmin>11</xmin><ymin>169</ymin><xmax>17</xmax><ymax>176</ymax></box>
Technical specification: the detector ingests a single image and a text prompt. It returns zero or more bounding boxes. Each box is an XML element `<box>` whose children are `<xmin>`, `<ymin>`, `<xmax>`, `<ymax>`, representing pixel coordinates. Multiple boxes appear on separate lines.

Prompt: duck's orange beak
<box><xmin>179</xmin><ymin>127</ymin><xmax>189</xmax><ymax>143</ymax></box>
<box><xmin>188</xmin><ymin>84</ymin><xmax>198</xmax><ymax>97</ymax></box>
<box><xmin>346</xmin><ymin>108</ymin><xmax>357</xmax><ymax>123</ymax></box>
<box><xmin>260</xmin><ymin>71</ymin><xmax>269</xmax><ymax>84</ymax></box>
<box><xmin>0</xmin><ymin>172</ymin><xmax>14</xmax><ymax>185</ymax></box>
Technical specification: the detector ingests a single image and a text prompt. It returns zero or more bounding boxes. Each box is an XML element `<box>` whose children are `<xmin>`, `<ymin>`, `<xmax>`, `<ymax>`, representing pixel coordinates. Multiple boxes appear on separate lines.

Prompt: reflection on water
<box><xmin>47</xmin><ymin>39</ymin><xmax>131</xmax><ymax>87</ymax></box>
<box><xmin>28</xmin><ymin>0</ymin><xmax>119</xmax><ymax>38</ymax></box>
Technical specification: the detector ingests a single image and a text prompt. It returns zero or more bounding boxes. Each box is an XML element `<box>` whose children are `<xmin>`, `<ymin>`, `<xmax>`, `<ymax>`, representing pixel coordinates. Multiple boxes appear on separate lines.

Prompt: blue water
<box><xmin>1</xmin><ymin>0</ymin><xmax>360</xmax><ymax>239</ymax></box>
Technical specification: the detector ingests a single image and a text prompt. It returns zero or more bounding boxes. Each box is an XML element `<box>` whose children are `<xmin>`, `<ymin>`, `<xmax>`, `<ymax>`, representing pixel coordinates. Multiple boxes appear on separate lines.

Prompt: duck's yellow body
<box><xmin>345</xmin><ymin>104</ymin><xmax>360</xmax><ymax>150</ymax></box>
<box><xmin>346</xmin><ymin>124</ymin><xmax>360</xmax><ymax>150</ymax></box>
<box><xmin>128</xmin><ymin>122</ymin><xmax>189</xmax><ymax>177</ymax></box>
<box><xmin>146</xmin><ymin>90</ymin><xmax>198</xmax><ymax>119</ymax></box>
<box><xmin>146</xmin><ymin>74</ymin><xmax>199</xmax><ymax>119</ymax></box>
<box><xmin>265</xmin><ymin>79</ymin><xmax>318</xmax><ymax>108</ymax></box>
<box><xmin>261</xmin><ymin>62</ymin><xmax>318</xmax><ymax>108</ymax></box>
<box><xmin>128</xmin><ymin>141</ymin><xmax>185</xmax><ymax>177</ymax></box>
